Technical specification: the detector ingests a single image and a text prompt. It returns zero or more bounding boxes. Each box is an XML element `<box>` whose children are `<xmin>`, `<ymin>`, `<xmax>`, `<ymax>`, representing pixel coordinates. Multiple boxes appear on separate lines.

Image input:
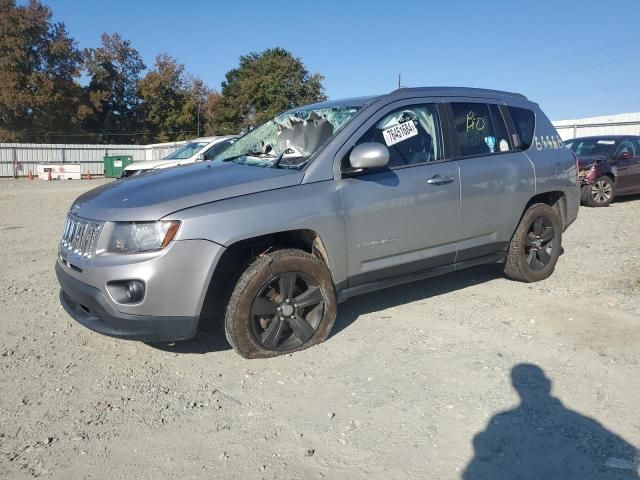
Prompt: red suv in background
<box><xmin>567</xmin><ymin>135</ymin><xmax>640</xmax><ymax>207</ymax></box>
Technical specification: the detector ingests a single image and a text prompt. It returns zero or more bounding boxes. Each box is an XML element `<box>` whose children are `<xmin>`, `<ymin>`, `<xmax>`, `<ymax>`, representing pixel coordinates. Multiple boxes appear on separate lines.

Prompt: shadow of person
<box><xmin>463</xmin><ymin>364</ymin><xmax>639</xmax><ymax>480</ymax></box>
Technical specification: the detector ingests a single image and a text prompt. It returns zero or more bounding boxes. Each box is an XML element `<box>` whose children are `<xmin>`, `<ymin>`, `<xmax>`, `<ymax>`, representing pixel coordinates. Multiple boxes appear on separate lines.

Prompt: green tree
<box><xmin>83</xmin><ymin>32</ymin><xmax>145</xmax><ymax>143</ymax></box>
<box><xmin>209</xmin><ymin>47</ymin><xmax>326</xmax><ymax>134</ymax></box>
<box><xmin>139</xmin><ymin>54</ymin><xmax>213</xmax><ymax>142</ymax></box>
<box><xmin>0</xmin><ymin>0</ymin><xmax>84</xmax><ymax>142</ymax></box>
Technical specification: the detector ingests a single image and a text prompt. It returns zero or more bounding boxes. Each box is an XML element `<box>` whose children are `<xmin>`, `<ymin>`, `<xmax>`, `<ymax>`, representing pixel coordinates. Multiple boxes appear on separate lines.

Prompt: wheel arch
<box><xmin>197</xmin><ymin>229</ymin><xmax>332</xmax><ymax>332</ymax></box>
<box><xmin>521</xmin><ymin>190</ymin><xmax>567</xmax><ymax>230</ymax></box>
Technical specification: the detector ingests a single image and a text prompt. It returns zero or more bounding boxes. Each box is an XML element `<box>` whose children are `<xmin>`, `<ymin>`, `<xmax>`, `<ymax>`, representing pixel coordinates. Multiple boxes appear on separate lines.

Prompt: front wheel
<box><xmin>581</xmin><ymin>175</ymin><xmax>615</xmax><ymax>207</ymax></box>
<box><xmin>504</xmin><ymin>203</ymin><xmax>562</xmax><ymax>283</ymax></box>
<box><xmin>225</xmin><ymin>249</ymin><xmax>337</xmax><ymax>359</ymax></box>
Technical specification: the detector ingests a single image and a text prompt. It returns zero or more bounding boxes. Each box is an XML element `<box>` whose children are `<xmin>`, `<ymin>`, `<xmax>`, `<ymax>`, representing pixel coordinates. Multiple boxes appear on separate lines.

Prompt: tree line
<box><xmin>0</xmin><ymin>0</ymin><xmax>326</xmax><ymax>144</ymax></box>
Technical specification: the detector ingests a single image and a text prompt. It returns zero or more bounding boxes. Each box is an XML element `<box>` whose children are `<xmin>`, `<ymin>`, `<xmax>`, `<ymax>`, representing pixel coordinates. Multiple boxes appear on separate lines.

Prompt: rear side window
<box><xmin>508</xmin><ymin>106</ymin><xmax>535</xmax><ymax>150</ymax></box>
<box><xmin>355</xmin><ymin>104</ymin><xmax>444</xmax><ymax>167</ymax></box>
<box><xmin>450</xmin><ymin>103</ymin><xmax>512</xmax><ymax>157</ymax></box>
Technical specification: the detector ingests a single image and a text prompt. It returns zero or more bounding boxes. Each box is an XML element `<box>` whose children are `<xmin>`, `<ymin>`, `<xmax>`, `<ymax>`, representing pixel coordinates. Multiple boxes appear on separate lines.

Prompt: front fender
<box><xmin>166</xmin><ymin>181</ymin><xmax>349</xmax><ymax>286</ymax></box>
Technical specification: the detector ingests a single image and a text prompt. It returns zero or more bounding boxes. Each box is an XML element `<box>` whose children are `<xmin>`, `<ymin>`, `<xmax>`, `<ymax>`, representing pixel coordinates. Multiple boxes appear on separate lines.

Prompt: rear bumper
<box><xmin>56</xmin><ymin>262</ymin><xmax>198</xmax><ymax>342</ymax></box>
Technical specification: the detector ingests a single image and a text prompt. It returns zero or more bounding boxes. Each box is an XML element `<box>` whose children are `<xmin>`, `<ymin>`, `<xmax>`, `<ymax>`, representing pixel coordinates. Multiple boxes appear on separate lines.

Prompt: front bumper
<box><xmin>55</xmin><ymin>237</ymin><xmax>226</xmax><ymax>342</ymax></box>
<box><xmin>56</xmin><ymin>262</ymin><xmax>198</xmax><ymax>342</ymax></box>
<box><xmin>578</xmin><ymin>167</ymin><xmax>596</xmax><ymax>185</ymax></box>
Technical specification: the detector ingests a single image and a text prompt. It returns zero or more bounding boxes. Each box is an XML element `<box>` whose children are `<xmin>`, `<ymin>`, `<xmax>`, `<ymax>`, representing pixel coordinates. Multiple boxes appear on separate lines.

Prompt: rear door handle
<box><xmin>427</xmin><ymin>175</ymin><xmax>454</xmax><ymax>185</ymax></box>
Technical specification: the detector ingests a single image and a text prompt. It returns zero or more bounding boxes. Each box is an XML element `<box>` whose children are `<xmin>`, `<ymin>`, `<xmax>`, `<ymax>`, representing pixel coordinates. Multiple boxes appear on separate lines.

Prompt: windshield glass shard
<box><xmin>213</xmin><ymin>106</ymin><xmax>361</xmax><ymax>169</ymax></box>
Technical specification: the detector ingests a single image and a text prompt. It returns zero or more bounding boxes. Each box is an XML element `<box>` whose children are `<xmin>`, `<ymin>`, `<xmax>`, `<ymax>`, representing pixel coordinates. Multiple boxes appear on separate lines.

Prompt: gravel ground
<box><xmin>0</xmin><ymin>179</ymin><xmax>639</xmax><ymax>479</ymax></box>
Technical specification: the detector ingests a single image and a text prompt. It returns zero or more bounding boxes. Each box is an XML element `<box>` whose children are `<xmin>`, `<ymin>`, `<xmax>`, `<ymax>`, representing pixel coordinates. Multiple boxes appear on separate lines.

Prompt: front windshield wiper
<box><xmin>272</xmin><ymin>151</ymin><xmax>287</xmax><ymax>168</ymax></box>
<box><xmin>221</xmin><ymin>150</ymin><xmax>306</xmax><ymax>169</ymax></box>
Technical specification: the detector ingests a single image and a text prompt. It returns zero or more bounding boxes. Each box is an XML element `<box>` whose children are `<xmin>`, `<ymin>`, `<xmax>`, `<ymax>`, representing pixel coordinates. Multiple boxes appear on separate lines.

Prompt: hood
<box><xmin>576</xmin><ymin>154</ymin><xmax>608</xmax><ymax>169</ymax></box>
<box><xmin>74</xmin><ymin>162</ymin><xmax>304</xmax><ymax>221</ymax></box>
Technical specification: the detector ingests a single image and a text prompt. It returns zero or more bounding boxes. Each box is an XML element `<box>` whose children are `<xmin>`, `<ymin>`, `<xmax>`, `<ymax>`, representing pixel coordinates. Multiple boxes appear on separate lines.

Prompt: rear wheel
<box><xmin>504</xmin><ymin>203</ymin><xmax>562</xmax><ymax>283</ymax></box>
<box><xmin>225</xmin><ymin>249</ymin><xmax>337</xmax><ymax>359</ymax></box>
<box><xmin>581</xmin><ymin>175</ymin><xmax>615</xmax><ymax>207</ymax></box>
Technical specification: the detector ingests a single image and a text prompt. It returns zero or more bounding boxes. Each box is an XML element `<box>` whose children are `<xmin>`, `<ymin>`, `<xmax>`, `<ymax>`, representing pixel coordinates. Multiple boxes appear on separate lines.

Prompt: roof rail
<box><xmin>389</xmin><ymin>86</ymin><xmax>528</xmax><ymax>100</ymax></box>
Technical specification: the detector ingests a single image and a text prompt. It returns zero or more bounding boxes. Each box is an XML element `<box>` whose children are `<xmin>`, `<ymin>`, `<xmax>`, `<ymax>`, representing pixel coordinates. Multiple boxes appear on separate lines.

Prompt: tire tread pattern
<box><xmin>225</xmin><ymin>248</ymin><xmax>336</xmax><ymax>359</ymax></box>
<box><xmin>504</xmin><ymin>203</ymin><xmax>562</xmax><ymax>283</ymax></box>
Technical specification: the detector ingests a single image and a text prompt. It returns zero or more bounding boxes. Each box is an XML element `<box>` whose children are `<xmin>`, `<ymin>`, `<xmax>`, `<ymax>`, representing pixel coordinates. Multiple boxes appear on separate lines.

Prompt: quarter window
<box><xmin>450</xmin><ymin>103</ymin><xmax>512</xmax><ymax>157</ymax></box>
<box><xmin>355</xmin><ymin>104</ymin><xmax>443</xmax><ymax>168</ymax></box>
<box><xmin>507</xmin><ymin>106</ymin><xmax>536</xmax><ymax>150</ymax></box>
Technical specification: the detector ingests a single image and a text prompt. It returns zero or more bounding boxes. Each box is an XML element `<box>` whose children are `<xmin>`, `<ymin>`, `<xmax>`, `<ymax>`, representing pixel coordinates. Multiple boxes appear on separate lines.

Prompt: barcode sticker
<box><xmin>383</xmin><ymin>121</ymin><xmax>418</xmax><ymax>147</ymax></box>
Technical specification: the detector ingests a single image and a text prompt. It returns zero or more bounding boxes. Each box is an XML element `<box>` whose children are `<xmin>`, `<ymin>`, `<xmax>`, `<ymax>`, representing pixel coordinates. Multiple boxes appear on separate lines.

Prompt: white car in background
<box><xmin>120</xmin><ymin>136</ymin><xmax>238</xmax><ymax>178</ymax></box>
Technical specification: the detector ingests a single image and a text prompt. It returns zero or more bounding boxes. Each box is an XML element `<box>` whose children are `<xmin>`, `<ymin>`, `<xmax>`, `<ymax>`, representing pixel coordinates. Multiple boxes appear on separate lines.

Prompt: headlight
<box><xmin>107</xmin><ymin>221</ymin><xmax>180</xmax><ymax>253</ymax></box>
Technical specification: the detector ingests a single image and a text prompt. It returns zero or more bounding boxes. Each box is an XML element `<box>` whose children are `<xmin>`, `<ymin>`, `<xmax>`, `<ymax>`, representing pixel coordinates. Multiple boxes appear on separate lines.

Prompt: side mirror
<box><xmin>349</xmin><ymin>143</ymin><xmax>389</xmax><ymax>170</ymax></box>
<box><xmin>616</xmin><ymin>151</ymin><xmax>633</xmax><ymax>160</ymax></box>
<box><xmin>196</xmin><ymin>152</ymin><xmax>205</xmax><ymax>161</ymax></box>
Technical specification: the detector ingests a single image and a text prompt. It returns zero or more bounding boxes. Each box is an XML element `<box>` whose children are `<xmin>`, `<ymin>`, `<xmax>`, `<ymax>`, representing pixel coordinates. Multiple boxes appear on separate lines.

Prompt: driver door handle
<box><xmin>427</xmin><ymin>174</ymin><xmax>454</xmax><ymax>185</ymax></box>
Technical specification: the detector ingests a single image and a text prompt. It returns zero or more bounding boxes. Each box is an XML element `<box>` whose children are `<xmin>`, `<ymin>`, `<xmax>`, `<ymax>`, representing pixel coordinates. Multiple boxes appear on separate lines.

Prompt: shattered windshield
<box><xmin>164</xmin><ymin>142</ymin><xmax>208</xmax><ymax>160</ymax></box>
<box><xmin>213</xmin><ymin>106</ymin><xmax>361</xmax><ymax>169</ymax></box>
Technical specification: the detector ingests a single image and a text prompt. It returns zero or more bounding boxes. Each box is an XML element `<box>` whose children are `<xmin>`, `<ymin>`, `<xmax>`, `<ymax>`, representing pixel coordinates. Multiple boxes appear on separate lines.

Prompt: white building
<box><xmin>553</xmin><ymin>112</ymin><xmax>640</xmax><ymax>140</ymax></box>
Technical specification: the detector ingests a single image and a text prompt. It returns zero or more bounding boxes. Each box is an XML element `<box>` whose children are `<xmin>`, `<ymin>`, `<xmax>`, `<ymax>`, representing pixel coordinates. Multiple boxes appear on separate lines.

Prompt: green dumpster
<box><xmin>103</xmin><ymin>155</ymin><xmax>133</xmax><ymax>178</ymax></box>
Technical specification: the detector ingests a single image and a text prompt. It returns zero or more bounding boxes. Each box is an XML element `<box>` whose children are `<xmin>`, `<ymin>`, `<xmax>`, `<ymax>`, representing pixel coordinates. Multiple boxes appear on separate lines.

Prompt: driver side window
<box><xmin>354</xmin><ymin>104</ymin><xmax>444</xmax><ymax>168</ymax></box>
<box><xmin>615</xmin><ymin>140</ymin><xmax>636</xmax><ymax>157</ymax></box>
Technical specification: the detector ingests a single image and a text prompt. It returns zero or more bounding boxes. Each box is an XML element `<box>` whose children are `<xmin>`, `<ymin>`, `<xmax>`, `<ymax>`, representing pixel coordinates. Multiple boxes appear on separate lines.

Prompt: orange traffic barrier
<box><xmin>28</xmin><ymin>169</ymin><xmax>33</xmax><ymax>180</ymax></box>
<box><xmin>85</xmin><ymin>170</ymin><xmax>92</xmax><ymax>180</ymax></box>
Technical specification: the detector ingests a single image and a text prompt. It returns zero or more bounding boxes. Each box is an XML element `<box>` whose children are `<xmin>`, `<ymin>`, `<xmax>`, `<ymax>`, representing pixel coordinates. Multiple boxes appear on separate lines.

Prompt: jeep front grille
<box><xmin>60</xmin><ymin>215</ymin><xmax>101</xmax><ymax>257</ymax></box>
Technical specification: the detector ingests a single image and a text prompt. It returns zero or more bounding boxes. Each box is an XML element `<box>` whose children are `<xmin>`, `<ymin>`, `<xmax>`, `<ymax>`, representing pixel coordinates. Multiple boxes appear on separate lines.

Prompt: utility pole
<box><xmin>197</xmin><ymin>101</ymin><xmax>201</xmax><ymax>138</ymax></box>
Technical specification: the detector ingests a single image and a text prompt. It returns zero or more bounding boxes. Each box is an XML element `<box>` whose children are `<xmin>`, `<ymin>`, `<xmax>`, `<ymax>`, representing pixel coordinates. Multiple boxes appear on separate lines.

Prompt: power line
<box><xmin>468</xmin><ymin>36</ymin><xmax>640</xmax><ymax>87</ymax></box>
<box><xmin>514</xmin><ymin>54</ymin><xmax>640</xmax><ymax>87</ymax></box>
<box><xmin>537</xmin><ymin>79</ymin><xmax>640</xmax><ymax>101</ymax></box>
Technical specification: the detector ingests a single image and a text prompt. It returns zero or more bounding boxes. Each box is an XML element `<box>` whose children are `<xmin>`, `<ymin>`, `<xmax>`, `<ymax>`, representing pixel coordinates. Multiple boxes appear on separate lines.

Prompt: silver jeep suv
<box><xmin>56</xmin><ymin>87</ymin><xmax>579</xmax><ymax>358</ymax></box>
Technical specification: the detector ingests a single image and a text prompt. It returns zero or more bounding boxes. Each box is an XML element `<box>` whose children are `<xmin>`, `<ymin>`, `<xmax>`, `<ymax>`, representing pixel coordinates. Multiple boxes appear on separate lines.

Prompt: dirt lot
<box><xmin>0</xmin><ymin>179</ymin><xmax>639</xmax><ymax>479</ymax></box>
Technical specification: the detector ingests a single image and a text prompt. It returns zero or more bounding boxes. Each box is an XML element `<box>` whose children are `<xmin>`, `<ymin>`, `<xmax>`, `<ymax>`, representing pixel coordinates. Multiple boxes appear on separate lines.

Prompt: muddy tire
<box><xmin>504</xmin><ymin>203</ymin><xmax>562</xmax><ymax>283</ymax></box>
<box><xmin>225</xmin><ymin>249</ymin><xmax>337</xmax><ymax>359</ymax></box>
<box><xmin>581</xmin><ymin>176</ymin><xmax>615</xmax><ymax>207</ymax></box>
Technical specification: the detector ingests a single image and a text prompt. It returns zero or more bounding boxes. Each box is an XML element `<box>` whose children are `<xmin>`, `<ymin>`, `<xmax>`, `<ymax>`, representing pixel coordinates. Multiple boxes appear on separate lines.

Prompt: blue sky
<box><xmin>46</xmin><ymin>0</ymin><xmax>640</xmax><ymax>120</ymax></box>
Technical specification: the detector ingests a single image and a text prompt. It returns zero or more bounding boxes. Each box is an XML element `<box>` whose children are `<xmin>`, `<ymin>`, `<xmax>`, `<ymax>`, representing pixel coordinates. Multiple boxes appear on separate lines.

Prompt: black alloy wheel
<box><xmin>504</xmin><ymin>203</ymin><xmax>562</xmax><ymax>283</ymax></box>
<box><xmin>224</xmin><ymin>248</ymin><xmax>337</xmax><ymax>358</ymax></box>
<box><xmin>524</xmin><ymin>216</ymin><xmax>556</xmax><ymax>271</ymax></box>
<box><xmin>250</xmin><ymin>272</ymin><xmax>325</xmax><ymax>351</ymax></box>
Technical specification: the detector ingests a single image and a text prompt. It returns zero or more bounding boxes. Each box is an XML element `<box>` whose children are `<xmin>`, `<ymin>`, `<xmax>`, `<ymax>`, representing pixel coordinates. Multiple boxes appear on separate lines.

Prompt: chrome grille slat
<box><xmin>59</xmin><ymin>215</ymin><xmax>101</xmax><ymax>258</ymax></box>
<box><xmin>62</xmin><ymin>217</ymin><xmax>70</xmax><ymax>243</ymax></box>
<box><xmin>72</xmin><ymin>223</ymin><xmax>84</xmax><ymax>251</ymax></box>
<box><xmin>66</xmin><ymin>219</ymin><xmax>76</xmax><ymax>246</ymax></box>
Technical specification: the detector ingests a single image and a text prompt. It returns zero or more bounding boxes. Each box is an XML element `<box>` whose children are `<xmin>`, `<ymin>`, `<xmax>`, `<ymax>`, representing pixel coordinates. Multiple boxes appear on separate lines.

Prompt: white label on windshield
<box><xmin>597</xmin><ymin>140</ymin><xmax>615</xmax><ymax>145</ymax></box>
<box><xmin>383</xmin><ymin>120</ymin><xmax>418</xmax><ymax>146</ymax></box>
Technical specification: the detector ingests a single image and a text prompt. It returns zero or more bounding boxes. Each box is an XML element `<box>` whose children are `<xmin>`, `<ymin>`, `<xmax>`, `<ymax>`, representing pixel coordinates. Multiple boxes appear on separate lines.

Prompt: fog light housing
<box><xmin>107</xmin><ymin>280</ymin><xmax>145</xmax><ymax>304</ymax></box>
